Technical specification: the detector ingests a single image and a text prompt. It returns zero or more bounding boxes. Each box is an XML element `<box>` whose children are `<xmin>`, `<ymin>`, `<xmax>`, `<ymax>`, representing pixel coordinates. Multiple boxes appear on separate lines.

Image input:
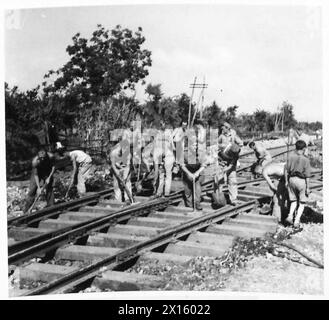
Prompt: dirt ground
<box><xmin>222</xmin><ymin>223</ymin><xmax>324</xmax><ymax>295</ymax></box>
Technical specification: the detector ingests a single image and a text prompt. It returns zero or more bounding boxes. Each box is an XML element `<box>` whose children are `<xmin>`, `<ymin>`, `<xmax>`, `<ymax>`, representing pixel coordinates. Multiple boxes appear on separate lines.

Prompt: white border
<box><xmin>1</xmin><ymin>0</ymin><xmax>328</xmax><ymax>300</ymax></box>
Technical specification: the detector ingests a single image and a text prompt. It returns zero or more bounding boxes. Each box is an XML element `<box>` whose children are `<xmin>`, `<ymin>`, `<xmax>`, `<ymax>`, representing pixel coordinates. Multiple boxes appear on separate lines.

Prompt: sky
<box><xmin>4</xmin><ymin>3</ymin><xmax>323</xmax><ymax>122</ymax></box>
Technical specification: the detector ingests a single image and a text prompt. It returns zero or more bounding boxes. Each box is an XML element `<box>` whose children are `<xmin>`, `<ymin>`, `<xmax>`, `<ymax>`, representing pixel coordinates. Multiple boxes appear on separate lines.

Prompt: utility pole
<box><xmin>281</xmin><ymin>107</ymin><xmax>284</xmax><ymax>132</ymax></box>
<box><xmin>188</xmin><ymin>77</ymin><xmax>197</xmax><ymax>128</ymax></box>
<box><xmin>188</xmin><ymin>77</ymin><xmax>208</xmax><ymax>127</ymax></box>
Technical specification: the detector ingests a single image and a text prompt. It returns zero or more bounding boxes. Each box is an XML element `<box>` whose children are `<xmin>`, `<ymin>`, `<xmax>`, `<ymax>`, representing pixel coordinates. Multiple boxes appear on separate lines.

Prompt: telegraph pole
<box><xmin>188</xmin><ymin>77</ymin><xmax>208</xmax><ymax>127</ymax></box>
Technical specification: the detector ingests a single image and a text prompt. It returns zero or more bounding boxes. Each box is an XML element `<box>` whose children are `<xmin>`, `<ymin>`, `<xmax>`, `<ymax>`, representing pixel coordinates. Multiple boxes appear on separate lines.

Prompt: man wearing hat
<box><xmin>218</xmin><ymin>122</ymin><xmax>244</xmax><ymax>151</ymax></box>
<box><xmin>218</xmin><ymin>142</ymin><xmax>241</xmax><ymax>205</ymax></box>
<box><xmin>248</xmin><ymin>141</ymin><xmax>272</xmax><ymax>177</ymax></box>
<box><xmin>56</xmin><ymin>143</ymin><xmax>94</xmax><ymax>197</ymax></box>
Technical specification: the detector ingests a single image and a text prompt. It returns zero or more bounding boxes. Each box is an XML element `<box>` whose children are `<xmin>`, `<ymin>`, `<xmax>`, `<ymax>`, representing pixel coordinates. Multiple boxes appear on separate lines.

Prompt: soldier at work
<box><xmin>218</xmin><ymin>122</ymin><xmax>243</xmax><ymax>151</ymax></box>
<box><xmin>218</xmin><ymin>143</ymin><xmax>241</xmax><ymax>206</ymax></box>
<box><xmin>284</xmin><ymin>140</ymin><xmax>312</xmax><ymax>228</ymax></box>
<box><xmin>255</xmin><ymin>162</ymin><xmax>288</xmax><ymax>222</ymax></box>
<box><xmin>57</xmin><ymin>144</ymin><xmax>94</xmax><ymax>196</ymax></box>
<box><xmin>248</xmin><ymin>141</ymin><xmax>272</xmax><ymax>177</ymax></box>
<box><xmin>23</xmin><ymin>148</ymin><xmax>56</xmax><ymax>213</ymax></box>
<box><xmin>109</xmin><ymin>130</ymin><xmax>133</xmax><ymax>203</ymax></box>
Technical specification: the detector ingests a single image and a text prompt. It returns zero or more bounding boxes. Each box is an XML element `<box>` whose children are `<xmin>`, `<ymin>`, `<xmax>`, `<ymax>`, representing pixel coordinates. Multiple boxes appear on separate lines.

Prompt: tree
<box><xmin>43</xmin><ymin>24</ymin><xmax>152</xmax><ymax>107</ymax></box>
<box><xmin>238</xmin><ymin>113</ymin><xmax>256</xmax><ymax>132</ymax></box>
<box><xmin>225</xmin><ymin>105</ymin><xmax>239</xmax><ymax>125</ymax></box>
<box><xmin>203</xmin><ymin>101</ymin><xmax>225</xmax><ymax>127</ymax></box>
<box><xmin>253</xmin><ymin>109</ymin><xmax>268</xmax><ymax>132</ymax></box>
<box><xmin>282</xmin><ymin>101</ymin><xmax>297</xmax><ymax>131</ymax></box>
<box><xmin>175</xmin><ymin>93</ymin><xmax>191</xmax><ymax>123</ymax></box>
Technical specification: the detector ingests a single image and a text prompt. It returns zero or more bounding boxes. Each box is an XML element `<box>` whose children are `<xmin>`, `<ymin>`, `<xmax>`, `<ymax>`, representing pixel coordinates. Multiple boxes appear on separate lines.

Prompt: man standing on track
<box><xmin>153</xmin><ymin>123</ymin><xmax>175</xmax><ymax>198</ymax></box>
<box><xmin>284</xmin><ymin>140</ymin><xmax>312</xmax><ymax>228</ymax></box>
<box><xmin>23</xmin><ymin>148</ymin><xmax>56</xmax><ymax>213</ymax></box>
<box><xmin>218</xmin><ymin>143</ymin><xmax>241</xmax><ymax>206</ymax></box>
<box><xmin>109</xmin><ymin>129</ymin><xmax>133</xmax><ymax>203</ymax></box>
<box><xmin>179</xmin><ymin>125</ymin><xmax>211</xmax><ymax>210</ymax></box>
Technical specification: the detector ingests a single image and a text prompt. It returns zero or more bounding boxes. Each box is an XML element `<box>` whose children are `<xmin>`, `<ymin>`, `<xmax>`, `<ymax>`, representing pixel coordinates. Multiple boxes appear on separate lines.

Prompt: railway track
<box><xmin>8</xmin><ymin>143</ymin><xmax>323</xmax><ymax>296</ymax></box>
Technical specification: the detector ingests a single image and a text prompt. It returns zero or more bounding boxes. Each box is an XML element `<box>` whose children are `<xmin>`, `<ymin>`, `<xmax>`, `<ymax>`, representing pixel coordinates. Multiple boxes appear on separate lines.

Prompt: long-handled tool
<box><xmin>112</xmin><ymin>167</ymin><xmax>135</xmax><ymax>204</ymax></box>
<box><xmin>27</xmin><ymin>184</ymin><xmax>47</xmax><ymax>215</ymax></box>
<box><xmin>192</xmin><ymin>176</ymin><xmax>196</xmax><ymax>211</ymax></box>
<box><xmin>64</xmin><ymin>182</ymin><xmax>73</xmax><ymax>199</ymax></box>
<box><xmin>27</xmin><ymin>169</ymin><xmax>55</xmax><ymax>214</ymax></box>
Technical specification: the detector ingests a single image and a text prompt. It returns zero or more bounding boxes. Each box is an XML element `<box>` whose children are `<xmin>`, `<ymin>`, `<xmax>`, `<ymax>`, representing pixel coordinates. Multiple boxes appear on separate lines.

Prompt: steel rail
<box><xmin>7</xmin><ymin>188</ymin><xmax>114</xmax><ymax>228</ymax></box>
<box><xmin>22</xmin><ymin>200</ymin><xmax>256</xmax><ymax>296</ymax></box>
<box><xmin>9</xmin><ymin>167</ymin><xmax>322</xmax><ymax>263</ymax></box>
<box><xmin>8</xmin><ymin>176</ymin><xmax>272</xmax><ymax>260</ymax></box>
<box><xmin>8</xmin><ymin>191</ymin><xmax>183</xmax><ymax>265</ymax></box>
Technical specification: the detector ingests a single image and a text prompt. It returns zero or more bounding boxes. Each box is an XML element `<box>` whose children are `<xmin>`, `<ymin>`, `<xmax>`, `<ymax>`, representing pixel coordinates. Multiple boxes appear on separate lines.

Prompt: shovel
<box><xmin>192</xmin><ymin>176</ymin><xmax>196</xmax><ymax>211</ymax></box>
<box><xmin>27</xmin><ymin>184</ymin><xmax>46</xmax><ymax>215</ymax></box>
<box><xmin>112</xmin><ymin>167</ymin><xmax>136</xmax><ymax>204</ymax></box>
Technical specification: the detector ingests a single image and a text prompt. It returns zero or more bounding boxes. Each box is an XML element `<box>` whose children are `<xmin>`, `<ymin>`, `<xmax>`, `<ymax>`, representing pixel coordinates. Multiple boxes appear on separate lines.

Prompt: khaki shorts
<box><xmin>288</xmin><ymin>176</ymin><xmax>307</xmax><ymax>202</ymax></box>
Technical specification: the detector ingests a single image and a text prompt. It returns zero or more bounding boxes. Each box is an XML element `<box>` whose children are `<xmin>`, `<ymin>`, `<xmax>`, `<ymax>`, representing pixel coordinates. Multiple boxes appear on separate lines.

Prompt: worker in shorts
<box><xmin>284</xmin><ymin>140</ymin><xmax>312</xmax><ymax>228</ymax></box>
<box><xmin>109</xmin><ymin>130</ymin><xmax>133</xmax><ymax>203</ymax></box>
<box><xmin>57</xmin><ymin>143</ymin><xmax>94</xmax><ymax>197</ymax></box>
<box><xmin>248</xmin><ymin>141</ymin><xmax>272</xmax><ymax>177</ymax></box>
<box><xmin>255</xmin><ymin>162</ymin><xmax>288</xmax><ymax>222</ymax></box>
<box><xmin>179</xmin><ymin>126</ymin><xmax>211</xmax><ymax>210</ymax></box>
<box><xmin>23</xmin><ymin>148</ymin><xmax>56</xmax><ymax>213</ymax></box>
<box><xmin>218</xmin><ymin>143</ymin><xmax>241</xmax><ymax>206</ymax></box>
<box><xmin>153</xmin><ymin>123</ymin><xmax>175</xmax><ymax>197</ymax></box>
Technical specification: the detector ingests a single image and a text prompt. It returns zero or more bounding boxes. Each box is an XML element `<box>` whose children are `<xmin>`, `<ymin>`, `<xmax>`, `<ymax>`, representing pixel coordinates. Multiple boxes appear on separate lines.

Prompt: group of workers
<box><xmin>23</xmin><ymin>121</ymin><xmax>314</xmax><ymax>228</ymax></box>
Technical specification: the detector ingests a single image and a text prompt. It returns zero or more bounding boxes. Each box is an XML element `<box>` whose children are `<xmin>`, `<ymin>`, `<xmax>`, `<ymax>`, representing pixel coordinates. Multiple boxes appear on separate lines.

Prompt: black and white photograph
<box><xmin>2</xmin><ymin>0</ymin><xmax>327</xmax><ymax>300</ymax></box>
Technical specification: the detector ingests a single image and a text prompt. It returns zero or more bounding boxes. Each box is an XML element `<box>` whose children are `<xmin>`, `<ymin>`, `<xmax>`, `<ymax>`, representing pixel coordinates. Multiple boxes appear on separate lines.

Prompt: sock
<box><xmin>294</xmin><ymin>203</ymin><xmax>305</xmax><ymax>224</ymax></box>
<box><xmin>288</xmin><ymin>201</ymin><xmax>297</xmax><ymax>220</ymax></box>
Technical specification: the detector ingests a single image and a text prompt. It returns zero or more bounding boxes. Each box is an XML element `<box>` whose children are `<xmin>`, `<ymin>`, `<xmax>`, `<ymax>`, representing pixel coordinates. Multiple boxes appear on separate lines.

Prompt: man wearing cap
<box><xmin>218</xmin><ymin>143</ymin><xmax>241</xmax><ymax>206</ymax></box>
<box><xmin>57</xmin><ymin>145</ymin><xmax>94</xmax><ymax>196</ymax></box>
<box><xmin>248</xmin><ymin>141</ymin><xmax>272</xmax><ymax>177</ymax></box>
<box><xmin>218</xmin><ymin>122</ymin><xmax>243</xmax><ymax>151</ymax></box>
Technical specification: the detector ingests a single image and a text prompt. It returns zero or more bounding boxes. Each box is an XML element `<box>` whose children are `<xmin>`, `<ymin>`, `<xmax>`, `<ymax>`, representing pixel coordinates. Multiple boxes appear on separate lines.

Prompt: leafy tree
<box><xmin>225</xmin><ymin>105</ymin><xmax>239</xmax><ymax>125</ymax></box>
<box><xmin>175</xmin><ymin>93</ymin><xmax>191</xmax><ymax>124</ymax></box>
<box><xmin>203</xmin><ymin>101</ymin><xmax>225</xmax><ymax>127</ymax></box>
<box><xmin>43</xmin><ymin>24</ymin><xmax>152</xmax><ymax>108</ymax></box>
<box><xmin>238</xmin><ymin>113</ymin><xmax>256</xmax><ymax>132</ymax></box>
<box><xmin>282</xmin><ymin>101</ymin><xmax>297</xmax><ymax>130</ymax></box>
<box><xmin>253</xmin><ymin>109</ymin><xmax>268</xmax><ymax>132</ymax></box>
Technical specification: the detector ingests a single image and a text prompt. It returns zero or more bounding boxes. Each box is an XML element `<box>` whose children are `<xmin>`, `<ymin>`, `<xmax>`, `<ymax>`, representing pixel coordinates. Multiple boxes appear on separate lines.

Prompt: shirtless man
<box><xmin>109</xmin><ymin>131</ymin><xmax>133</xmax><ymax>203</ymax></box>
<box><xmin>153</xmin><ymin>124</ymin><xmax>175</xmax><ymax>197</ymax></box>
<box><xmin>255</xmin><ymin>162</ymin><xmax>288</xmax><ymax>222</ymax></box>
<box><xmin>23</xmin><ymin>148</ymin><xmax>56</xmax><ymax>213</ymax></box>
<box><xmin>249</xmin><ymin>141</ymin><xmax>272</xmax><ymax>177</ymax></box>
